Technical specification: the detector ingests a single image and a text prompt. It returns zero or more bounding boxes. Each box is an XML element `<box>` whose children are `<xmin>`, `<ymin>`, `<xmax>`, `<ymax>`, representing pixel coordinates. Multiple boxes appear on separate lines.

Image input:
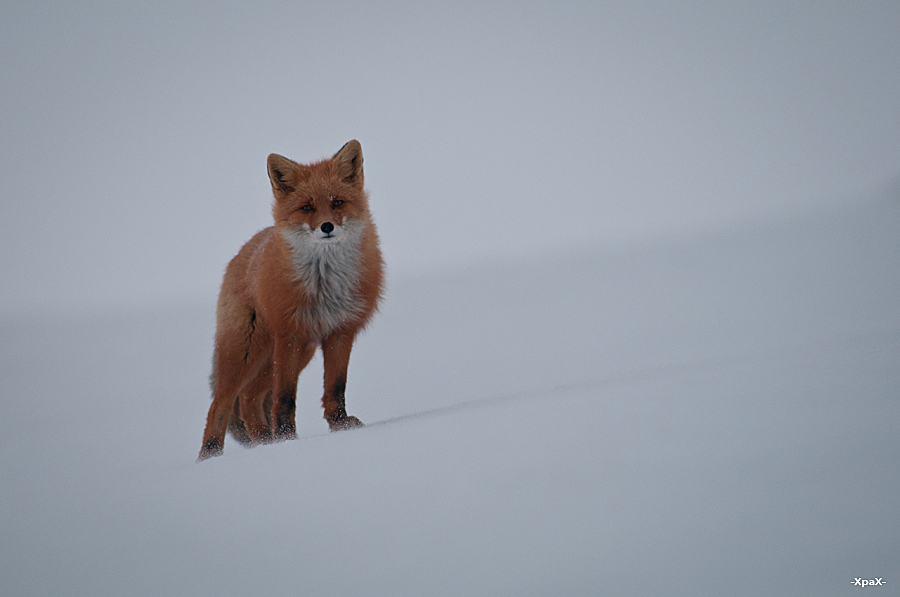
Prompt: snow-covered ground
<box><xmin>2</xmin><ymin>192</ymin><xmax>898</xmax><ymax>596</ymax></box>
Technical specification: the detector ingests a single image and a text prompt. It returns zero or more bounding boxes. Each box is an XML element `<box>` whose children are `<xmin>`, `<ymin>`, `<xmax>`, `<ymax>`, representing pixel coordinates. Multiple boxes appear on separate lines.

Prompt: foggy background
<box><xmin>1</xmin><ymin>2</ymin><xmax>899</xmax><ymax>596</ymax></box>
<box><xmin>2</xmin><ymin>0</ymin><xmax>899</xmax><ymax>317</ymax></box>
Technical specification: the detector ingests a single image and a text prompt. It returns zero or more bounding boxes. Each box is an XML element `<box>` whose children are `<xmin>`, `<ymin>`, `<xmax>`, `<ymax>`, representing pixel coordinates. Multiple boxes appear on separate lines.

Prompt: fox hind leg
<box><xmin>199</xmin><ymin>308</ymin><xmax>270</xmax><ymax>460</ymax></box>
<box><xmin>238</xmin><ymin>359</ymin><xmax>275</xmax><ymax>445</ymax></box>
<box><xmin>227</xmin><ymin>396</ymin><xmax>253</xmax><ymax>447</ymax></box>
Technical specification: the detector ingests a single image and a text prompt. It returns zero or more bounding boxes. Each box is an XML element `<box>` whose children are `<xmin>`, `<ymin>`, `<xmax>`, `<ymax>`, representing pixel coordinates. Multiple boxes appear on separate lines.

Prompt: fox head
<box><xmin>268</xmin><ymin>140</ymin><xmax>370</xmax><ymax>244</ymax></box>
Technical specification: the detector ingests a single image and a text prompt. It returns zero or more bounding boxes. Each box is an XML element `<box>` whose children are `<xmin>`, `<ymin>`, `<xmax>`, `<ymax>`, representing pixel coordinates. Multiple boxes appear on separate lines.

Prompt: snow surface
<box><xmin>1</xmin><ymin>194</ymin><xmax>898</xmax><ymax>596</ymax></box>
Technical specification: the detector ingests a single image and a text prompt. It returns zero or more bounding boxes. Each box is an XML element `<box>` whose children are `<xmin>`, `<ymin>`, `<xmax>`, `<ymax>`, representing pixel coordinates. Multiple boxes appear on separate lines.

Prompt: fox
<box><xmin>198</xmin><ymin>140</ymin><xmax>384</xmax><ymax>461</ymax></box>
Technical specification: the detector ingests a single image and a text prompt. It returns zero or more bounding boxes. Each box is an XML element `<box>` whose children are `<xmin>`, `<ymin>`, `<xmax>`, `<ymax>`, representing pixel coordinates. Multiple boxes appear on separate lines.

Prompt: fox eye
<box><xmin>299</xmin><ymin>204</ymin><xmax>313</xmax><ymax>212</ymax></box>
<box><xmin>332</xmin><ymin>198</ymin><xmax>344</xmax><ymax>207</ymax></box>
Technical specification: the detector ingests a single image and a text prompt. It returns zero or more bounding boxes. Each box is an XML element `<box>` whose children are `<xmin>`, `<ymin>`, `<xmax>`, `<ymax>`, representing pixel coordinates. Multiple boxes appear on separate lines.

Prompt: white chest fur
<box><xmin>280</xmin><ymin>221</ymin><xmax>366</xmax><ymax>338</ymax></box>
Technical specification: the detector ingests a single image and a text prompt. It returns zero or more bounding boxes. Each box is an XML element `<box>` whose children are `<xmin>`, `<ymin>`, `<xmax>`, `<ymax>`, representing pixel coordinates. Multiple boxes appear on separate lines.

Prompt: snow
<box><xmin>2</xmin><ymin>194</ymin><xmax>899</xmax><ymax>596</ymax></box>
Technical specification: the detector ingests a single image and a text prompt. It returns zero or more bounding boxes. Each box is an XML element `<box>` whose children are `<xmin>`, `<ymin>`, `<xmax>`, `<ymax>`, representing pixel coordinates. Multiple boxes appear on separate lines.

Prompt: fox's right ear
<box><xmin>267</xmin><ymin>154</ymin><xmax>301</xmax><ymax>196</ymax></box>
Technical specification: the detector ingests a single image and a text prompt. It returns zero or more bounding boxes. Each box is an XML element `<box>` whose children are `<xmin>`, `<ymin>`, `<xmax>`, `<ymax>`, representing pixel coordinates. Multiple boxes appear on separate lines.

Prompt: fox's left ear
<box><xmin>333</xmin><ymin>140</ymin><xmax>364</xmax><ymax>187</ymax></box>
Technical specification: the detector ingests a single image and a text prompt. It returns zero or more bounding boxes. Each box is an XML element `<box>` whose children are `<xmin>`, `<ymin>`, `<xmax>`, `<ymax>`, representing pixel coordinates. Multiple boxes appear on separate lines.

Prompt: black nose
<box><xmin>320</xmin><ymin>222</ymin><xmax>334</xmax><ymax>234</ymax></box>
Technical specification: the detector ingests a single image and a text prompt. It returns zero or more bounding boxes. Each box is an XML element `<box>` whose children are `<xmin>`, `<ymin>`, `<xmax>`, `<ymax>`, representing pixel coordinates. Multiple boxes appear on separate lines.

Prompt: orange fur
<box><xmin>199</xmin><ymin>141</ymin><xmax>384</xmax><ymax>461</ymax></box>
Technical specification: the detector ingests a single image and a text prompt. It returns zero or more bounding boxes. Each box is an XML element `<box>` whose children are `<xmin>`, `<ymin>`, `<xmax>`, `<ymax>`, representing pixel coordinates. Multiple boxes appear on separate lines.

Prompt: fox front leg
<box><xmin>270</xmin><ymin>340</ymin><xmax>316</xmax><ymax>441</ymax></box>
<box><xmin>321</xmin><ymin>332</ymin><xmax>365</xmax><ymax>431</ymax></box>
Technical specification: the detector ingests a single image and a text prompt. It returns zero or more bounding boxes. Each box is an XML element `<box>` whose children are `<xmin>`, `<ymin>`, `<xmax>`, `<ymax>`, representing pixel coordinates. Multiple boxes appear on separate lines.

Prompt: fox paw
<box><xmin>197</xmin><ymin>438</ymin><xmax>224</xmax><ymax>461</ymax></box>
<box><xmin>329</xmin><ymin>415</ymin><xmax>365</xmax><ymax>432</ymax></box>
<box><xmin>249</xmin><ymin>429</ymin><xmax>275</xmax><ymax>445</ymax></box>
<box><xmin>272</xmin><ymin>419</ymin><xmax>298</xmax><ymax>442</ymax></box>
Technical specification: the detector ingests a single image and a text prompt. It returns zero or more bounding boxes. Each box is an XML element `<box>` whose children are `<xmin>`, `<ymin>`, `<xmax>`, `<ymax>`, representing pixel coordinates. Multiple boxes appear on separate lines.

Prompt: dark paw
<box><xmin>197</xmin><ymin>438</ymin><xmax>223</xmax><ymax>461</ymax></box>
<box><xmin>329</xmin><ymin>415</ymin><xmax>365</xmax><ymax>432</ymax></box>
<box><xmin>273</xmin><ymin>423</ymin><xmax>298</xmax><ymax>442</ymax></box>
<box><xmin>250</xmin><ymin>429</ymin><xmax>275</xmax><ymax>445</ymax></box>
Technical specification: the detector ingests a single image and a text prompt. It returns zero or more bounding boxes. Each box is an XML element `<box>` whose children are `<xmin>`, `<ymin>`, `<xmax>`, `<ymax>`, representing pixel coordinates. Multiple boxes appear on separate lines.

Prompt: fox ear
<box><xmin>333</xmin><ymin>140</ymin><xmax>364</xmax><ymax>187</ymax></box>
<box><xmin>267</xmin><ymin>154</ymin><xmax>301</xmax><ymax>196</ymax></box>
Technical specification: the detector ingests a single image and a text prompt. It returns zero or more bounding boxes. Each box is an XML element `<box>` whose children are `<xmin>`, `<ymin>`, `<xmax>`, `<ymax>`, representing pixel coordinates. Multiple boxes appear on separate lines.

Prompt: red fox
<box><xmin>199</xmin><ymin>140</ymin><xmax>384</xmax><ymax>461</ymax></box>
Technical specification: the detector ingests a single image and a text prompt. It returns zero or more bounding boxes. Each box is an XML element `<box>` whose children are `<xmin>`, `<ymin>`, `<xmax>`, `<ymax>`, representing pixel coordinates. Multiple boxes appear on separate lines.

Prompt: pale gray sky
<box><xmin>2</xmin><ymin>1</ymin><xmax>899</xmax><ymax>316</ymax></box>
